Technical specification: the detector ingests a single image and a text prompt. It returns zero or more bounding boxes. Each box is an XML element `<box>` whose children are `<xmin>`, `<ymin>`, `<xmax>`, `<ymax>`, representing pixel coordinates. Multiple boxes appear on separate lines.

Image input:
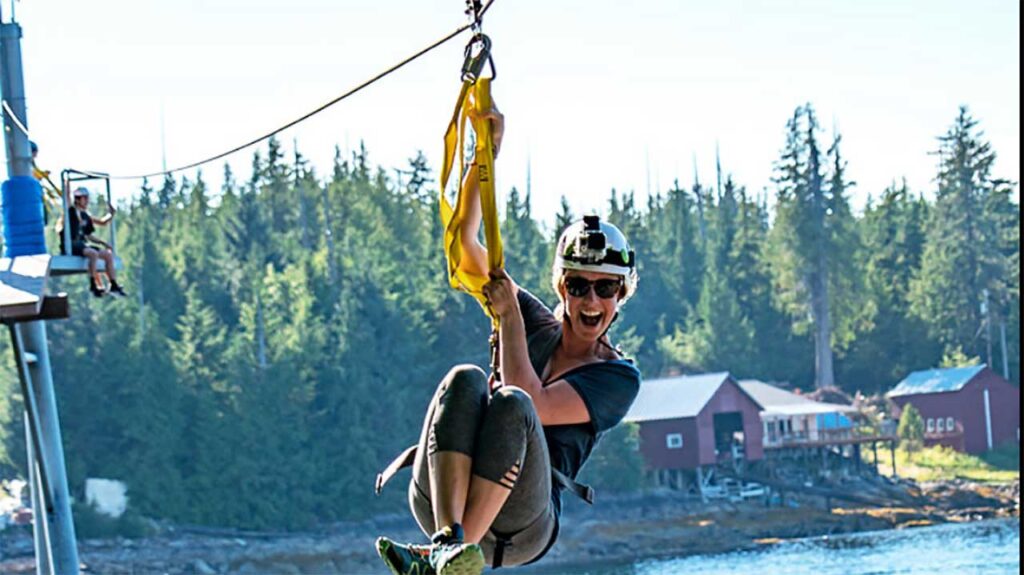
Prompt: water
<box><xmin>527</xmin><ymin>519</ymin><xmax>1019</xmax><ymax>575</ymax></box>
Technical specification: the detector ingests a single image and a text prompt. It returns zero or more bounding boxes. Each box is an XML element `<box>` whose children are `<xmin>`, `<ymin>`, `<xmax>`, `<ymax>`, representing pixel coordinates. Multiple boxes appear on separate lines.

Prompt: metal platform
<box><xmin>48</xmin><ymin>168</ymin><xmax>122</xmax><ymax>277</ymax></box>
<box><xmin>0</xmin><ymin>254</ymin><xmax>49</xmax><ymax>319</ymax></box>
<box><xmin>49</xmin><ymin>254</ymin><xmax>124</xmax><ymax>277</ymax></box>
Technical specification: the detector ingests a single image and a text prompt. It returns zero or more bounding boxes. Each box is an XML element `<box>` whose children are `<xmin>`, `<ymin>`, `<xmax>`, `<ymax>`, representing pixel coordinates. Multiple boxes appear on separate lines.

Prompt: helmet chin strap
<box><xmin>597</xmin><ymin>311</ymin><xmax>620</xmax><ymax>353</ymax></box>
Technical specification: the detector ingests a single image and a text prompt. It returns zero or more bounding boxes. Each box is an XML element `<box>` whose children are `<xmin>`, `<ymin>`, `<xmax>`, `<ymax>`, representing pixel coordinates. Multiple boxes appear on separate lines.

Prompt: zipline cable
<box><xmin>4</xmin><ymin>0</ymin><xmax>497</xmax><ymax>182</ymax></box>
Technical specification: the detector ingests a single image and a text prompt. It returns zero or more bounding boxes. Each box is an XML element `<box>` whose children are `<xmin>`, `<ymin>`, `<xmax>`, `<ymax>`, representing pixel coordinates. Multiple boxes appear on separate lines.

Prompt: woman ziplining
<box><xmin>372</xmin><ymin>29</ymin><xmax>643</xmax><ymax>574</ymax></box>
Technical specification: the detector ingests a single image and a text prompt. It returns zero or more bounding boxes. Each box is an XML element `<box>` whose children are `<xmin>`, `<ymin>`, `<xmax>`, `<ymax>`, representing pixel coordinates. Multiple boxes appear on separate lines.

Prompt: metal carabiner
<box><xmin>461</xmin><ymin>33</ymin><xmax>496</xmax><ymax>83</ymax></box>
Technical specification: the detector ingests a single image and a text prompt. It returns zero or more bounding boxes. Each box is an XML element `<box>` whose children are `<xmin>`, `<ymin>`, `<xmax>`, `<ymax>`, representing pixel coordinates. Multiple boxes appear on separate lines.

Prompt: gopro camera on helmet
<box><xmin>572</xmin><ymin>215</ymin><xmax>608</xmax><ymax>263</ymax></box>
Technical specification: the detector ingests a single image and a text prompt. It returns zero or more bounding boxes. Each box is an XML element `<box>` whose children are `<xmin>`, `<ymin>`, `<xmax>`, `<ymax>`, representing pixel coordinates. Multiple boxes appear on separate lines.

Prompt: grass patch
<box><xmin>874</xmin><ymin>442</ymin><xmax>1020</xmax><ymax>483</ymax></box>
<box><xmin>981</xmin><ymin>442</ymin><xmax>1020</xmax><ymax>470</ymax></box>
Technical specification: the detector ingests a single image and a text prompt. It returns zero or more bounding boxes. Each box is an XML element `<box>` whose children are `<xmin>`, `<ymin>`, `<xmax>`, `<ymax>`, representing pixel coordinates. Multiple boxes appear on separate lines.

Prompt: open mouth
<box><xmin>579</xmin><ymin>309</ymin><xmax>603</xmax><ymax>327</ymax></box>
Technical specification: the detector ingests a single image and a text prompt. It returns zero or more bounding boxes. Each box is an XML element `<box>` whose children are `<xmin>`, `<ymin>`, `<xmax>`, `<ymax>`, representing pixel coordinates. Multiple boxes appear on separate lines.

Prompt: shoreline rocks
<box><xmin>0</xmin><ymin>479</ymin><xmax>1017</xmax><ymax>574</ymax></box>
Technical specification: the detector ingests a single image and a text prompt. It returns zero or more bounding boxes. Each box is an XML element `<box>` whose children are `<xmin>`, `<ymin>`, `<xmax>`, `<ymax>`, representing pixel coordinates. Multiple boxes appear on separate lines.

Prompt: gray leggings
<box><xmin>409</xmin><ymin>365</ymin><xmax>558</xmax><ymax>568</ymax></box>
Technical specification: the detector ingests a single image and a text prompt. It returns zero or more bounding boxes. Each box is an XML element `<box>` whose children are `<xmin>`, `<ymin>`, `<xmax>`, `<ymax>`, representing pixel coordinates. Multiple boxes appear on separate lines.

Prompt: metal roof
<box><xmin>886</xmin><ymin>364</ymin><xmax>986</xmax><ymax>398</ymax></box>
<box><xmin>738</xmin><ymin>380</ymin><xmax>858</xmax><ymax>416</ymax></box>
<box><xmin>624</xmin><ymin>372</ymin><xmax>731</xmax><ymax>423</ymax></box>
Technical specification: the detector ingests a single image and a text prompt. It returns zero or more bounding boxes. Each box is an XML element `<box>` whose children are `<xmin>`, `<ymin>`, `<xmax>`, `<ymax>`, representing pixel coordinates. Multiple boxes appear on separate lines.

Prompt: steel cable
<box><xmin>6</xmin><ymin>0</ymin><xmax>496</xmax><ymax>181</ymax></box>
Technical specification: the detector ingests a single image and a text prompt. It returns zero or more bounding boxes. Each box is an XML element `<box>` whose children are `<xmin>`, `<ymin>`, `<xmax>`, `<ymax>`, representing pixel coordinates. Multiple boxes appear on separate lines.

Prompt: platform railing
<box><xmin>59</xmin><ymin>169</ymin><xmax>116</xmax><ymax>254</ymax></box>
<box><xmin>52</xmin><ymin>169</ymin><xmax>121</xmax><ymax>276</ymax></box>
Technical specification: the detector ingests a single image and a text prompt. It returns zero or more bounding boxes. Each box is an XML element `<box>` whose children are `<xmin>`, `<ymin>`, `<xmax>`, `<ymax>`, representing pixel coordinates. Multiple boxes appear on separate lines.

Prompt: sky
<box><xmin>4</xmin><ymin>0</ymin><xmax>1019</xmax><ymax>230</ymax></box>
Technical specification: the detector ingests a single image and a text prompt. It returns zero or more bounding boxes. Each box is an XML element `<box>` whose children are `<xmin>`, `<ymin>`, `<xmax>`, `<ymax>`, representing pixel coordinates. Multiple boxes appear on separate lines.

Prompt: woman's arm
<box><xmin>457</xmin><ymin>164</ymin><xmax>488</xmax><ymax>277</ymax></box>
<box><xmin>484</xmin><ymin>269</ymin><xmax>590</xmax><ymax>426</ymax></box>
<box><xmin>455</xmin><ymin>104</ymin><xmax>505</xmax><ymax>278</ymax></box>
<box><xmin>93</xmin><ymin>204</ymin><xmax>116</xmax><ymax>226</ymax></box>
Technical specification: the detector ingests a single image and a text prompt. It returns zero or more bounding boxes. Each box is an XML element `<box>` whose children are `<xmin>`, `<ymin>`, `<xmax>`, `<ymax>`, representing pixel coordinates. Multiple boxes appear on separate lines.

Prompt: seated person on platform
<box><xmin>57</xmin><ymin>187</ymin><xmax>126</xmax><ymax>298</ymax></box>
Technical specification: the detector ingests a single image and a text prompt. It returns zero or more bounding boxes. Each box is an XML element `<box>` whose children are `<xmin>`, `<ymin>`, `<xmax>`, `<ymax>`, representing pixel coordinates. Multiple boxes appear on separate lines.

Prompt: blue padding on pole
<box><xmin>2</xmin><ymin>176</ymin><xmax>47</xmax><ymax>257</ymax></box>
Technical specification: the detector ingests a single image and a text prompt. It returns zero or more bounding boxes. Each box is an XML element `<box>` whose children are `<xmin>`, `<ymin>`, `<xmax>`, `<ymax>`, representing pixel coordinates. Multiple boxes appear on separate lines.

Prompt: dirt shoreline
<box><xmin>0</xmin><ymin>479</ymin><xmax>1018</xmax><ymax>574</ymax></box>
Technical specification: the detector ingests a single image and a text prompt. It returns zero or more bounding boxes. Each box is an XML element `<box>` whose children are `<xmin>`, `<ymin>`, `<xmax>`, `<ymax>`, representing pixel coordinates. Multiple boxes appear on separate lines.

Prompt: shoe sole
<box><xmin>376</xmin><ymin>537</ymin><xmax>435</xmax><ymax>575</ymax></box>
<box><xmin>375</xmin><ymin>538</ymin><xmax>403</xmax><ymax>575</ymax></box>
<box><xmin>437</xmin><ymin>544</ymin><xmax>485</xmax><ymax>575</ymax></box>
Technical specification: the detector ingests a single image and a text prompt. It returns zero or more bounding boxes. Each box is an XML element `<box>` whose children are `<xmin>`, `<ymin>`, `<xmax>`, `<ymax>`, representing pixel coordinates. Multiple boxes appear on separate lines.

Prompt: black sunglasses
<box><xmin>565</xmin><ymin>276</ymin><xmax>622</xmax><ymax>299</ymax></box>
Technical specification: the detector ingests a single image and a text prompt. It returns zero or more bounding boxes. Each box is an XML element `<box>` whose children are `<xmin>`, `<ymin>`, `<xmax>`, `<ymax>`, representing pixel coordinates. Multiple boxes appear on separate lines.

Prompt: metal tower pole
<box><xmin>24</xmin><ymin>417</ymin><xmax>54</xmax><ymax>575</ymax></box>
<box><xmin>2</xmin><ymin>16</ymin><xmax>81</xmax><ymax>575</ymax></box>
<box><xmin>16</xmin><ymin>323</ymin><xmax>79</xmax><ymax>575</ymax></box>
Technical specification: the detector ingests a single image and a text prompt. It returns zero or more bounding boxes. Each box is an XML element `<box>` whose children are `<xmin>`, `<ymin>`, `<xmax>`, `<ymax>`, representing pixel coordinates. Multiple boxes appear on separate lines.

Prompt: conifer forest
<box><xmin>0</xmin><ymin>104</ymin><xmax>1018</xmax><ymax>530</ymax></box>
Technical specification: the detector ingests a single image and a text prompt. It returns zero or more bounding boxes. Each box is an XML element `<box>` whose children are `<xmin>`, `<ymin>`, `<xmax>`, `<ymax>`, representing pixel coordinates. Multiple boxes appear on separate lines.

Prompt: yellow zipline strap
<box><xmin>439</xmin><ymin>77</ymin><xmax>503</xmax><ymax>326</ymax></box>
<box><xmin>33</xmin><ymin>163</ymin><xmax>63</xmax><ymax>207</ymax></box>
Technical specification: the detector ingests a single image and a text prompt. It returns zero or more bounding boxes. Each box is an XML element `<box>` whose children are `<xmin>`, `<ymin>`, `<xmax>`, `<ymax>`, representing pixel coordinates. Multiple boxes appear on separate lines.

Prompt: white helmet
<box><xmin>552</xmin><ymin>215</ymin><xmax>638</xmax><ymax>304</ymax></box>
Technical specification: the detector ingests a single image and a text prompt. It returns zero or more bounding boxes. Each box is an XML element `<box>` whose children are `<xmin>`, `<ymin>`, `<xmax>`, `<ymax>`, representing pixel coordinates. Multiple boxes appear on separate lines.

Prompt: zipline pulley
<box><xmin>465</xmin><ymin>0</ymin><xmax>485</xmax><ymax>32</ymax></box>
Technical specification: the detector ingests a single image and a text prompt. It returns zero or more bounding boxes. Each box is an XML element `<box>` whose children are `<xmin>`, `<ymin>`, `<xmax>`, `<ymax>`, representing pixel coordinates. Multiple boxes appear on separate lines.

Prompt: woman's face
<box><xmin>559</xmin><ymin>270</ymin><xmax>623</xmax><ymax>341</ymax></box>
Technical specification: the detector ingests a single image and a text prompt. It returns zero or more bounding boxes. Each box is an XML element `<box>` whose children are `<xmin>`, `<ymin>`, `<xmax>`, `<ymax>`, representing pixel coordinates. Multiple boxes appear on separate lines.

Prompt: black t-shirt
<box><xmin>60</xmin><ymin>207</ymin><xmax>95</xmax><ymax>249</ymax></box>
<box><xmin>80</xmin><ymin>210</ymin><xmax>96</xmax><ymax>237</ymax></box>
<box><xmin>516</xmin><ymin>289</ymin><xmax>641</xmax><ymax>514</ymax></box>
<box><xmin>67</xmin><ymin>207</ymin><xmax>94</xmax><ymax>240</ymax></box>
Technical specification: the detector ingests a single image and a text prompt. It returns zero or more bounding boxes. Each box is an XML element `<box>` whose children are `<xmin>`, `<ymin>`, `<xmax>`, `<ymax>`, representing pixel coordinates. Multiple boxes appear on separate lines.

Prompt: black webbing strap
<box><xmin>552</xmin><ymin>468</ymin><xmax>594</xmax><ymax>505</ymax></box>
<box><xmin>375</xmin><ymin>444</ymin><xmax>418</xmax><ymax>495</ymax></box>
<box><xmin>491</xmin><ymin>532</ymin><xmax>513</xmax><ymax>568</ymax></box>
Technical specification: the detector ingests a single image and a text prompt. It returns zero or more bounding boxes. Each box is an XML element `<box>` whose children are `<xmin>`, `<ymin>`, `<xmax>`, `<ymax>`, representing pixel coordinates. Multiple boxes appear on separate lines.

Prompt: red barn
<box><xmin>886</xmin><ymin>364</ymin><xmax>1020</xmax><ymax>454</ymax></box>
<box><xmin>623</xmin><ymin>372</ymin><xmax>764</xmax><ymax>470</ymax></box>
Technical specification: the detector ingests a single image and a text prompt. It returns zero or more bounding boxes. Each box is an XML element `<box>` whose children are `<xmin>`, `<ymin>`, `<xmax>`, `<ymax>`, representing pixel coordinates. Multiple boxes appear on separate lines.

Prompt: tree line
<box><xmin>0</xmin><ymin>104</ymin><xmax>1017</xmax><ymax>529</ymax></box>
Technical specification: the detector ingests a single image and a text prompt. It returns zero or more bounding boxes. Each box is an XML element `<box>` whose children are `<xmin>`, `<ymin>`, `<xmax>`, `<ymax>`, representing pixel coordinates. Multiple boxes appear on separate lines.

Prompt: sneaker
<box><xmin>429</xmin><ymin>524</ymin><xmax>485</xmax><ymax>575</ymax></box>
<box><xmin>109</xmin><ymin>283</ymin><xmax>127</xmax><ymax>297</ymax></box>
<box><xmin>375</xmin><ymin>537</ymin><xmax>435</xmax><ymax>575</ymax></box>
<box><xmin>89</xmin><ymin>284</ymin><xmax>105</xmax><ymax>298</ymax></box>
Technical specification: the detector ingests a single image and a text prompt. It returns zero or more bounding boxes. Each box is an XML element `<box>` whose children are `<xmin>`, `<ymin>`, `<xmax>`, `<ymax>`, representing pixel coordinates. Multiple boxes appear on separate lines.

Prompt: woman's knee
<box><xmin>488</xmin><ymin>386</ymin><xmax>537</xmax><ymax>424</ymax></box>
<box><xmin>429</xmin><ymin>365</ymin><xmax>489</xmax><ymax>456</ymax></box>
<box><xmin>471</xmin><ymin>388</ymin><xmax>537</xmax><ymax>486</ymax></box>
<box><xmin>441</xmin><ymin>364</ymin><xmax>488</xmax><ymax>399</ymax></box>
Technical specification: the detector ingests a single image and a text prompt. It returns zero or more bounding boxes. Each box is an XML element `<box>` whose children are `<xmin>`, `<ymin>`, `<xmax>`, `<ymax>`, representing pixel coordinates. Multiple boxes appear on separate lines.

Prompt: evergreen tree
<box><xmin>553</xmin><ymin>195</ymin><xmax>574</xmax><ymax>234</ymax></box>
<box><xmin>3</xmin><ymin>109</ymin><xmax>1018</xmax><ymax>531</ymax></box>
<box><xmin>578</xmin><ymin>423</ymin><xmax>647</xmax><ymax>492</ymax></box>
<box><xmin>623</xmin><ymin>182</ymin><xmax>703</xmax><ymax>374</ymax></box>
<box><xmin>503</xmin><ymin>187</ymin><xmax>550</xmax><ymax>299</ymax></box>
<box><xmin>842</xmin><ymin>182</ymin><xmax>938</xmax><ymax>391</ymax></box>
<box><xmin>910</xmin><ymin>107</ymin><xmax>1019</xmax><ymax>378</ymax></box>
<box><xmin>664</xmin><ymin>175</ymin><xmax>757</xmax><ymax>375</ymax></box>
<box><xmin>671</xmin><ymin>260</ymin><xmax>756</xmax><ymax>374</ymax></box>
<box><xmin>768</xmin><ymin>105</ymin><xmax>861</xmax><ymax>389</ymax></box>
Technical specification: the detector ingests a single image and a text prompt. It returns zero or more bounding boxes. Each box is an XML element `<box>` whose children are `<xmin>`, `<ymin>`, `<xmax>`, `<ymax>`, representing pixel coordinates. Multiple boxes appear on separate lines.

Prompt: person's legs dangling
<box><xmin>380</xmin><ymin>365</ymin><xmax>488</xmax><ymax>575</ymax></box>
